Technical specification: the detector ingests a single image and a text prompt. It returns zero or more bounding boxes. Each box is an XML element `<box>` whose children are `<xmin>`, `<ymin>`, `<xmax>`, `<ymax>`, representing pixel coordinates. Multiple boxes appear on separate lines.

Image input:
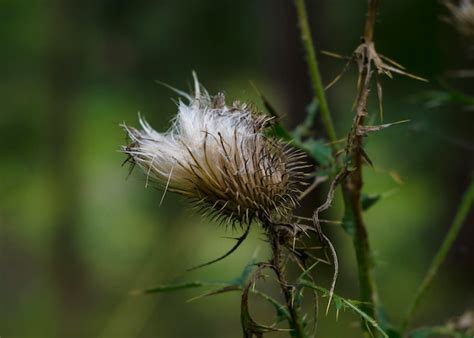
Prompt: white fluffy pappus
<box><xmin>121</xmin><ymin>74</ymin><xmax>308</xmax><ymax>226</ymax></box>
<box><xmin>446</xmin><ymin>0</ymin><xmax>474</xmax><ymax>38</ymax></box>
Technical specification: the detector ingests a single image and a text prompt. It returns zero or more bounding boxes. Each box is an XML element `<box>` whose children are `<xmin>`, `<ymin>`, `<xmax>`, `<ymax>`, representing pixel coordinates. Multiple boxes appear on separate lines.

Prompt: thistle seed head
<box><xmin>121</xmin><ymin>74</ymin><xmax>307</xmax><ymax>226</ymax></box>
<box><xmin>446</xmin><ymin>0</ymin><xmax>474</xmax><ymax>39</ymax></box>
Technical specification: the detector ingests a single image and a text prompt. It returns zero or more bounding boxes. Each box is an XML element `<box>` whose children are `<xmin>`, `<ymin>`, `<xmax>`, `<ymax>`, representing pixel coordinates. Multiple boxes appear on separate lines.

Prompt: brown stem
<box><xmin>268</xmin><ymin>229</ymin><xmax>307</xmax><ymax>338</ymax></box>
<box><xmin>293</xmin><ymin>0</ymin><xmax>381</xmax><ymax>333</ymax></box>
<box><xmin>364</xmin><ymin>0</ymin><xmax>379</xmax><ymax>43</ymax></box>
<box><xmin>341</xmin><ymin>0</ymin><xmax>380</xmax><ymax>330</ymax></box>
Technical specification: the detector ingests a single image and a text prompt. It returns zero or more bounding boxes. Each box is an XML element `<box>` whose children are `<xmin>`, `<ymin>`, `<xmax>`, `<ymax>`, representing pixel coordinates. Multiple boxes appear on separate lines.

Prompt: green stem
<box><xmin>343</xmin><ymin>182</ymin><xmax>379</xmax><ymax>325</ymax></box>
<box><xmin>400</xmin><ymin>176</ymin><xmax>474</xmax><ymax>334</ymax></box>
<box><xmin>295</xmin><ymin>0</ymin><xmax>338</xmax><ymax>146</ymax></box>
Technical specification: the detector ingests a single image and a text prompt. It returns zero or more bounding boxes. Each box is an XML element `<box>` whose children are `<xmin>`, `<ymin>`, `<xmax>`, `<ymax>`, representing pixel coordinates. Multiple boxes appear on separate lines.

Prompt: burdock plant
<box><xmin>120</xmin><ymin>0</ymin><xmax>474</xmax><ymax>337</ymax></box>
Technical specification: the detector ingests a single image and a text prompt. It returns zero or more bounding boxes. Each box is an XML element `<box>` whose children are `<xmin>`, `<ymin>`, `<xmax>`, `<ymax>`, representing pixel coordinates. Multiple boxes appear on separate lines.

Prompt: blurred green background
<box><xmin>0</xmin><ymin>1</ymin><xmax>473</xmax><ymax>337</ymax></box>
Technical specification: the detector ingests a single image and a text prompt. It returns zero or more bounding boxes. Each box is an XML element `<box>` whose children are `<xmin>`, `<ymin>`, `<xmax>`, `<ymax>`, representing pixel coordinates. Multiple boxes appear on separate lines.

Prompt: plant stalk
<box><xmin>269</xmin><ymin>230</ymin><xmax>307</xmax><ymax>338</ymax></box>
<box><xmin>341</xmin><ymin>0</ymin><xmax>381</xmax><ymax>330</ymax></box>
<box><xmin>341</xmin><ymin>89</ymin><xmax>379</xmax><ymax>324</ymax></box>
<box><xmin>295</xmin><ymin>0</ymin><xmax>338</xmax><ymax>146</ymax></box>
<box><xmin>295</xmin><ymin>0</ymin><xmax>381</xmax><ymax>328</ymax></box>
<box><xmin>342</xmin><ymin>177</ymin><xmax>379</xmax><ymax>322</ymax></box>
<box><xmin>400</xmin><ymin>176</ymin><xmax>474</xmax><ymax>334</ymax></box>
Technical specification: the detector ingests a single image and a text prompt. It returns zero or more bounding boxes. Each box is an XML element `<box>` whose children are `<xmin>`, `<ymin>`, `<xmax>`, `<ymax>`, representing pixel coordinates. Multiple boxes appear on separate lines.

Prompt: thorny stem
<box><xmin>341</xmin><ymin>0</ymin><xmax>381</xmax><ymax>331</ymax></box>
<box><xmin>400</xmin><ymin>176</ymin><xmax>474</xmax><ymax>335</ymax></box>
<box><xmin>342</xmin><ymin>184</ymin><xmax>379</xmax><ymax>325</ymax></box>
<box><xmin>295</xmin><ymin>0</ymin><xmax>381</xmax><ymax>331</ymax></box>
<box><xmin>295</xmin><ymin>0</ymin><xmax>338</xmax><ymax>146</ymax></box>
<box><xmin>268</xmin><ymin>228</ymin><xmax>307</xmax><ymax>338</ymax></box>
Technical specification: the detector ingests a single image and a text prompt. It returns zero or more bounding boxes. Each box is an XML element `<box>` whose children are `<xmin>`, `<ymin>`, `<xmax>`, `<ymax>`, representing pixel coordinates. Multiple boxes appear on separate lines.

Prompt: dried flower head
<box><xmin>446</xmin><ymin>0</ymin><xmax>474</xmax><ymax>39</ymax></box>
<box><xmin>121</xmin><ymin>74</ymin><xmax>307</xmax><ymax>226</ymax></box>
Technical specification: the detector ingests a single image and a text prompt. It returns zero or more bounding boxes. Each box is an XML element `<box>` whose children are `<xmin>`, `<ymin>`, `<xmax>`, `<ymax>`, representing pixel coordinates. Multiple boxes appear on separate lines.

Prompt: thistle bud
<box><xmin>121</xmin><ymin>74</ymin><xmax>307</xmax><ymax>226</ymax></box>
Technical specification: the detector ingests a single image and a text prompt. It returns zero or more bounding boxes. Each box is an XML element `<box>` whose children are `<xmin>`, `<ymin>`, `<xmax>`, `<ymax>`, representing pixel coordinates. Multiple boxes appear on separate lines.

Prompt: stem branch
<box><xmin>295</xmin><ymin>0</ymin><xmax>338</xmax><ymax>146</ymax></box>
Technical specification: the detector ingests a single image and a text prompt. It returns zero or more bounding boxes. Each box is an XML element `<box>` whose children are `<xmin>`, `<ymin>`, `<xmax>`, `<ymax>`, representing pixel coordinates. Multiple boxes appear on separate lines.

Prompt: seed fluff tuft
<box><xmin>446</xmin><ymin>0</ymin><xmax>474</xmax><ymax>40</ymax></box>
<box><xmin>121</xmin><ymin>73</ymin><xmax>308</xmax><ymax>227</ymax></box>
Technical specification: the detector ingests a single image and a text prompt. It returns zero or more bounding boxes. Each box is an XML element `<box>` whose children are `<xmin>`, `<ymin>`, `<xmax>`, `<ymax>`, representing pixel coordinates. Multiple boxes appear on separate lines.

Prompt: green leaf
<box><xmin>135</xmin><ymin>260</ymin><xmax>257</xmax><ymax>295</ymax></box>
<box><xmin>378</xmin><ymin>316</ymin><xmax>401</xmax><ymax>337</ymax></box>
<box><xmin>361</xmin><ymin>193</ymin><xmax>381</xmax><ymax>211</ymax></box>
<box><xmin>273</xmin><ymin>124</ymin><xmax>293</xmax><ymax>141</ymax></box>
<box><xmin>361</xmin><ymin>189</ymin><xmax>400</xmax><ymax>212</ymax></box>
<box><xmin>299</xmin><ymin>280</ymin><xmax>389</xmax><ymax>338</ymax></box>
<box><xmin>386</xmin><ymin>328</ymin><xmax>402</xmax><ymax>338</ymax></box>
<box><xmin>251</xmin><ymin>82</ymin><xmax>293</xmax><ymax>141</ymax></box>
<box><xmin>229</xmin><ymin>260</ymin><xmax>257</xmax><ymax>287</ymax></box>
<box><xmin>300</xmin><ymin>139</ymin><xmax>333</xmax><ymax>167</ymax></box>
<box><xmin>305</xmin><ymin>97</ymin><xmax>319</xmax><ymax>118</ymax></box>
<box><xmin>252</xmin><ymin>289</ymin><xmax>291</xmax><ymax>323</ymax></box>
<box><xmin>187</xmin><ymin>285</ymin><xmax>241</xmax><ymax>302</ymax></box>
<box><xmin>132</xmin><ymin>280</ymin><xmax>231</xmax><ymax>295</ymax></box>
<box><xmin>264</xmin><ymin>123</ymin><xmax>293</xmax><ymax>141</ymax></box>
<box><xmin>341</xmin><ymin>206</ymin><xmax>356</xmax><ymax>235</ymax></box>
<box><xmin>241</xmin><ymin>283</ymin><xmax>283</xmax><ymax>337</ymax></box>
<box><xmin>376</xmin><ymin>303</ymin><xmax>401</xmax><ymax>338</ymax></box>
<box><xmin>292</xmin><ymin>98</ymin><xmax>319</xmax><ymax>141</ymax></box>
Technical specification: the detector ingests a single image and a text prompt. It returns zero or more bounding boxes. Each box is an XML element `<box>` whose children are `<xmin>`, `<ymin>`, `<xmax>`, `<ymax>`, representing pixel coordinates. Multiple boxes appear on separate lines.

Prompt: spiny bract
<box><xmin>121</xmin><ymin>74</ymin><xmax>308</xmax><ymax>226</ymax></box>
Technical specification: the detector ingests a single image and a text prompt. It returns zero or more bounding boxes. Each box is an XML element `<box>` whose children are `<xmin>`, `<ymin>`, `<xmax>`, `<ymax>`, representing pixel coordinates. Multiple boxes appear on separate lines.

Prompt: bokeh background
<box><xmin>1</xmin><ymin>1</ymin><xmax>473</xmax><ymax>337</ymax></box>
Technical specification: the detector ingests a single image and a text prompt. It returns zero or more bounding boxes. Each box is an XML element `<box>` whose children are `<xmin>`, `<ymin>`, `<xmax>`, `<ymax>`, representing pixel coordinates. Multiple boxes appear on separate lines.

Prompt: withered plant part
<box><xmin>445</xmin><ymin>0</ymin><xmax>474</xmax><ymax>40</ymax></box>
<box><xmin>323</xmin><ymin>31</ymin><xmax>427</xmax><ymax>123</ymax></box>
<box><xmin>121</xmin><ymin>73</ymin><xmax>308</xmax><ymax>227</ymax></box>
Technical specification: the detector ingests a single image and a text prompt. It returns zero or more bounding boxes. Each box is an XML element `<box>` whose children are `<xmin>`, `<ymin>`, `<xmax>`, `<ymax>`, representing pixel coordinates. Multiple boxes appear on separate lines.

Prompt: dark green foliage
<box><xmin>341</xmin><ymin>206</ymin><xmax>356</xmax><ymax>236</ymax></box>
<box><xmin>298</xmin><ymin>139</ymin><xmax>334</xmax><ymax>168</ymax></box>
<box><xmin>361</xmin><ymin>193</ymin><xmax>382</xmax><ymax>211</ymax></box>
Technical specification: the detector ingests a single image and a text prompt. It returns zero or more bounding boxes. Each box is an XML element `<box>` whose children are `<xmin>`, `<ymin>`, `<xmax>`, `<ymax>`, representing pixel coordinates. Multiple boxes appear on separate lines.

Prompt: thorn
<box><xmin>360</xmin><ymin>147</ymin><xmax>374</xmax><ymax>167</ymax></box>
<box><xmin>320</xmin><ymin>50</ymin><xmax>351</xmax><ymax>60</ymax></box>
